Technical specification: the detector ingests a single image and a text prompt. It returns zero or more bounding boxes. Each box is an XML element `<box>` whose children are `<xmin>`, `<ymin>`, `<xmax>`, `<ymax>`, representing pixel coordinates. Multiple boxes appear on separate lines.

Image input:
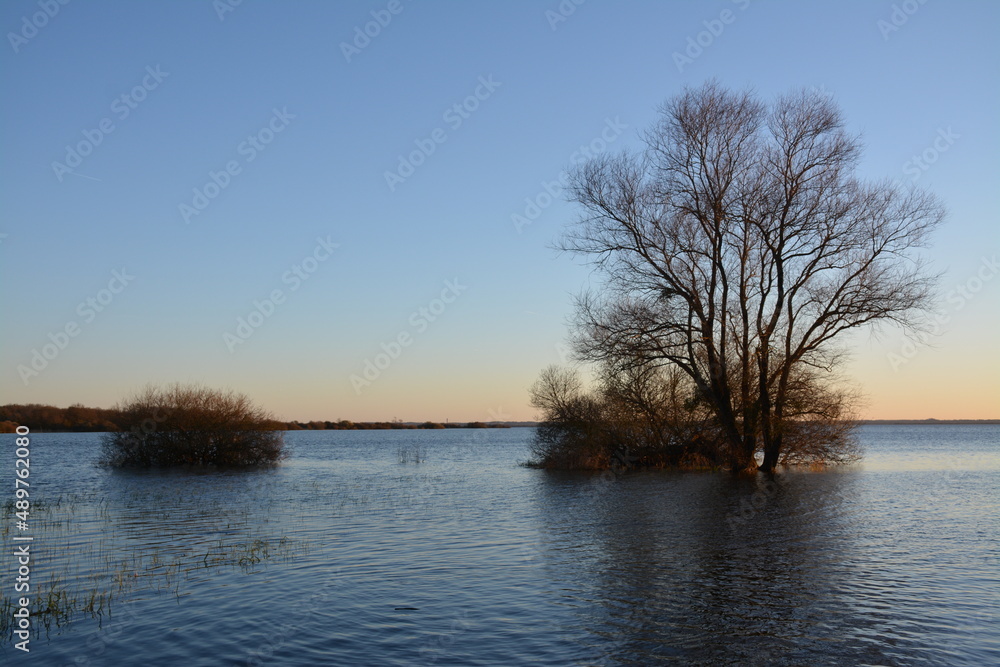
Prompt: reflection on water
<box><xmin>1</xmin><ymin>425</ymin><xmax>998</xmax><ymax>666</ymax></box>
<box><xmin>536</xmin><ymin>467</ymin><xmax>998</xmax><ymax>665</ymax></box>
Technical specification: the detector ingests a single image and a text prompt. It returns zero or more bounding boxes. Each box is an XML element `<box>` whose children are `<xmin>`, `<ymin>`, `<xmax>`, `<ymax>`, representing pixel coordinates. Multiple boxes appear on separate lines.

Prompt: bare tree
<box><xmin>563</xmin><ymin>81</ymin><xmax>943</xmax><ymax>473</ymax></box>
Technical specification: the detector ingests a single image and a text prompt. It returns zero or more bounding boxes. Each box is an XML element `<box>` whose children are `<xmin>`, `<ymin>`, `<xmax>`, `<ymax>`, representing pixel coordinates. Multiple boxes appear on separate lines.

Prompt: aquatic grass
<box><xmin>200</xmin><ymin>535</ymin><xmax>297</xmax><ymax>572</ymax></box>
<box><xmin>1</xmin><ymin>466</ymin><xmax>311</xmax><ymax>644</ymax></box>
<box><xmin>1</xmin><ymin>493</ymin><xmax>301</xmax><ymax>643</ymax></box>
<box><xmin>1</xmin><ymin>536</ymin><xmax>299</xmax><ymax>640</ymax></box>
<box><xmin>397</xmin><ymin>444</ymin><xmax>427</xmax><ymax>464</ymax></box>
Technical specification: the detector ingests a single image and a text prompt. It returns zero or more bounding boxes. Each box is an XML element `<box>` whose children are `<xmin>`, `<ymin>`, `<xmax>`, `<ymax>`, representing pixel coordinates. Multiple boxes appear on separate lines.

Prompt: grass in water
<box><xmin>0</xmin><ymin>497</ymin><xmax>300</xmax><ymax>641</ymax></box>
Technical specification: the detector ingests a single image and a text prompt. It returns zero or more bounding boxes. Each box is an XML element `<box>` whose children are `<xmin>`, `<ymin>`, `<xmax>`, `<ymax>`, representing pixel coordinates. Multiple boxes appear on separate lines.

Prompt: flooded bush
<box><xmin>527</xmin><ymin>363</ymin><xmax>860</xmax><ymax>472</ymax></box>
<box><xmin>100</xmin><ymin>384</ymin><xmax>285</xmax><ymax>467</ymax></box>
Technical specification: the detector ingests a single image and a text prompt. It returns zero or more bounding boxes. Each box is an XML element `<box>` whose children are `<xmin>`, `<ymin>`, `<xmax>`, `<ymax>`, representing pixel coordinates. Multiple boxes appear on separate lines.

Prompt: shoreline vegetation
<box><xmin>0</xmin><ymin>402</ymin><xmax>518</xmax><ymax>434</ymax></box>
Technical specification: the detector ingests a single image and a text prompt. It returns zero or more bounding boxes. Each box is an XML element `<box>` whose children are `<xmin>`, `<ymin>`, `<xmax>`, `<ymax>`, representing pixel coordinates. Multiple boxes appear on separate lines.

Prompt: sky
<box><xmin>1</xmin><ymin>0</ymin><xmax>997</xmax><ymax>422</ymax></box>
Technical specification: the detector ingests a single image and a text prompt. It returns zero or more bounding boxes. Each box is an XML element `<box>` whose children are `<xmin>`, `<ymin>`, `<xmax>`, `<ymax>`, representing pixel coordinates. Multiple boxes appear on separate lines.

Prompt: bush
<box><xmin>99</xmin><ymin>384</ymin><xmax>285</xmax><ymax>467</ymax></box>
<box><xmin>526</xmin><ymin>364</ymin><xmax>732</xmax><ymax>470</ymax></box>
<box><xmin>527</xmin><ymin>366</ymin><xmax>620</xmax><ymax>470</ymax></box>
<box><xmin>527</xmin><ymin>362</ymin><xmax>860</xmax><ymax>471</ymax></box>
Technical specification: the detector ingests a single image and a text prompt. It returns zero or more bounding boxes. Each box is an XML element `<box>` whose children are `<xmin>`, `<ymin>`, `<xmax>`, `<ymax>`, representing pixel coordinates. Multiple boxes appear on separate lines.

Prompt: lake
<box><xmin>2</xmin><ymin>425</ymin><xmax>998</xmax><ymax>666</ymax></box>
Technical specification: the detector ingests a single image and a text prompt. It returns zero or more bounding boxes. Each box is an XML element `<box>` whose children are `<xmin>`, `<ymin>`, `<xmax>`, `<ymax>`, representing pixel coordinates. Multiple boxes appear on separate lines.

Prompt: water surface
<box><xmin>2</xmin><ymin>425</ymin><xmax>998</xmax><ymax>665</ymax></box>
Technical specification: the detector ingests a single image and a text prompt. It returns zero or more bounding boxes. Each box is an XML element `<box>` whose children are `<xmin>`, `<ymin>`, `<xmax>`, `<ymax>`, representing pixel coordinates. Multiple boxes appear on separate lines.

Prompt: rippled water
<box><xmin>2</xmin><ymin>425</ymin><xmax>998</xmax><ymax>666</ymax></box>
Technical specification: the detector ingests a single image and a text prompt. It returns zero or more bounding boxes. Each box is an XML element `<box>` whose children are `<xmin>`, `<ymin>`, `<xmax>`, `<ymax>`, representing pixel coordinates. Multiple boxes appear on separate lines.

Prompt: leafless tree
<box><xmin>563</xmin><ymin>81</ymin><xmax>944</xmax><ymax>473</ymax></box>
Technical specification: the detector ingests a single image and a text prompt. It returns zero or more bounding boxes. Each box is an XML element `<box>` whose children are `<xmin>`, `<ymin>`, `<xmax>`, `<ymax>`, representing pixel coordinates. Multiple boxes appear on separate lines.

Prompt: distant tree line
<box><xmin>0</xmin><ymin>403</ymin><xmax>120</xmax><ymax>433</ymax></box>
<box><xmin>278</xmin><ymin>420</ymin><xmax>509</xmax><ymax>430</ymax></box>
<box><xmin>0</xmin><ymin>404</ymin><xmax>509</xmax><ymax>433</ymax></box>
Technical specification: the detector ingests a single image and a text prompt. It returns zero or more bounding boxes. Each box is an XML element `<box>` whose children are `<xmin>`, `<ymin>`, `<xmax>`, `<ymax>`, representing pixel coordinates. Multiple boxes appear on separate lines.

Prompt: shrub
<box><xmin>527</xmin><ymin>366</ymin><xmax>618</xmax><ymax>469</ymax></box>
<box><xmin>527</xmin><ymin>362</ymin><xmax>860</xmax><ymax>471</ymax></box>
<box><xmin>99</xmin><ymin>384</ymin><xmax>285</xmax><ymax>467</ymax></box>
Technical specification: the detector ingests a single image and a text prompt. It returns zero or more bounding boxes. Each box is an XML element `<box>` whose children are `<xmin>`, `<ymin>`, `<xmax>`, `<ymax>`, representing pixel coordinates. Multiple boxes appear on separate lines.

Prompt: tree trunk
<box><xmin>756</xmin><ymin>353</ymin><xmax>774</xmax><ymax>473</ymax></box>
<box><xmin>709</xmin><ymin>387</ymin><xmax>753</xmax><ymax>472</ymax></box>
<box><xmin>761</xmin><ymin>372</ymin><xmax>789</xmax><ymax>473</ymax></box>
<box><xmin>760</xmin><ymin>432</ymin><xmax>781</xmax><ymax>473</ymax></box>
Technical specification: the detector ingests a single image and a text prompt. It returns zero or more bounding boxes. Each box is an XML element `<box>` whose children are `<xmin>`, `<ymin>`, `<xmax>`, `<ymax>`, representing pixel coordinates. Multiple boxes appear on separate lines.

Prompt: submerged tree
<box><xmin>561</xmin><ymin>81</ymin><xmax>943</xmax><ymax>473</ymax></box>
<box><xmin>100</xmin><ymin>384</ymin><xmax>285</xmax><ymax>467</ymax></box>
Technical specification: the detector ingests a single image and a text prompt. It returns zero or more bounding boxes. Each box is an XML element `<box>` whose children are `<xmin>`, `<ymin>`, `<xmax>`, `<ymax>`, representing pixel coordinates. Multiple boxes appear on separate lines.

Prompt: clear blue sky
<box><xmin>2</xmin><ymin>0</ymin><xmax>998</xmax><ymax>421</ymax></box>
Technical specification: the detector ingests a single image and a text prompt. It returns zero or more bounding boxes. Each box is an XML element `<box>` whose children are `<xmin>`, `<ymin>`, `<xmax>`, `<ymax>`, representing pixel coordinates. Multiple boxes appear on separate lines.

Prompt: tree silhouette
<box><xmin>561</xmin><ymin>81</ymin><xmax>942</xmax><ymax>472</ymax></box>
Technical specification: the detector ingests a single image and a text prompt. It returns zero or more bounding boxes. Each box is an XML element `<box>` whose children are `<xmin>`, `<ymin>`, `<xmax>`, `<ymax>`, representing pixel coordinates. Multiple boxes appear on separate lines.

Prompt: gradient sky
<box><xmin>1</xmin><ymin>0</ymin><xmax>997</xmax><ymax>421</ymax></box>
